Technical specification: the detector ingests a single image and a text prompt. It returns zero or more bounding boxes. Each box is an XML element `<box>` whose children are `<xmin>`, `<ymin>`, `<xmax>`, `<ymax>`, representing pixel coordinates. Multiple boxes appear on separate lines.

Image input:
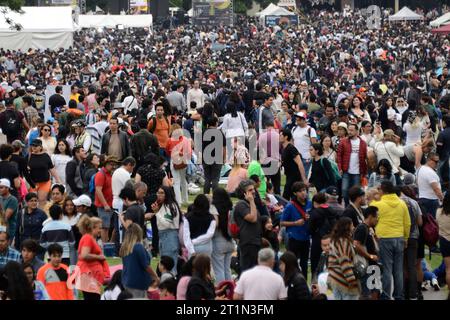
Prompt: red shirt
<box><xmin>76</xmin><ymin>234</ymin><xmax>108</xmax><ymax>285</ymax></box>
<box><xmin>94</xmin><ymin>168</ymin><xmax>113</xmax><ymax>208</ymax></box>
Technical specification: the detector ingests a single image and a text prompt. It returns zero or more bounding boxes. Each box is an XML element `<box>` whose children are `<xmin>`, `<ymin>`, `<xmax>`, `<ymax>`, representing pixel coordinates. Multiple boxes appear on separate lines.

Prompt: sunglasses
<box><xmin>42</xmin><ymin>128</ymin><xmax>51</xmax><ymax>132</ymax></box>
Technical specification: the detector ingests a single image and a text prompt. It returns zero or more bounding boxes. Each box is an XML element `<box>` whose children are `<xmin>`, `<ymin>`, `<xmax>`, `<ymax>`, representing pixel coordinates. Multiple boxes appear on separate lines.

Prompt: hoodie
<box><xmin>371</xmin><ymin>194</ymin><xmax>411</xmax><ymax>240</ymax></box>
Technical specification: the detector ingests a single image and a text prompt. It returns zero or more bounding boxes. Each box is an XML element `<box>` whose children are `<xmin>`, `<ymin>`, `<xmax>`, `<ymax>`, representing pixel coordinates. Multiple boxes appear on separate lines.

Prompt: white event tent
<box><xmin>256</xmin><ymin>3</ymin><xmax>295</xmax><ymax>25</ymax></box>
<box><xmin>78</xmin><ymin>14</ymin><xmax>153</xmax><ymax>29</ymax></box>
<box><xmin>0</xmin><ymin>6</ymin><xmax>76</xmax><ymax>51</ymax></box>
<box><xmin>430</xmin><ymin>12</ymin><xmax>450</xmax><ymax>27</ymax></box>
<box><xmin>388</xmin><ymin>7</ymin><xmax>424</xmax><ymax>22</ymax></box>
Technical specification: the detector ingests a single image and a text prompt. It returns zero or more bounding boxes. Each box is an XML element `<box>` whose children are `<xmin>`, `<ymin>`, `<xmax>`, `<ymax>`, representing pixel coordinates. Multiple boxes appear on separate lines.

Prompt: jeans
<box><xmin>332</xmin><ymin>287</ymin><xmax>359</xmax><ymax>300</ymax></box>
<box><xmin>125</xmin><ymin>287</ymin><xmax>147</xmax><ymax>299</ymax></box>
<box><xmin>193</xmin><ymin>241</ymin><xmax>213</xmax><ymax>257</ymax></box>
<box><xmin>287</xmin><ymin>238</ymin><xmax>310</xmax><ymax>281</ymax></box>
<box><xmin>405</xmin><ymin>238</ymin><xmax>418</xmax><ymax>299</ymax></box>
<box><xmin>211</xmin><ymin>235</ymin><xmax>235</xmax><ymax>283</ymax></box>
<box><xmin>170</xmin><ymin>162</ymin><xmax>188</xmax><ymax>205</ymax></box>
<box><xmin>379</xmin><ymin>237</ymin><xmax>405</xmax><ymax>300</ymax></box>
<box><xmin>262</xmin><ymin>163</ymin><xmax>281</xmax><ymax>195</ymax></box>
<box><xmin>158</xmin><ymin>229</ymin><xmax>179</xmax><ymax>275</ymax></box>
<box><xmin>203</xmin><ymin>163</ymin><xmax>222</xmax><ymax>194</ymax></box>
<box><xmin>341</xmin><ymin>173</ymin><xmax>361</xmax><ymax>206</ymax></box>
<box><xmin>112</xmin><ymin>198</ymin><xmax>124</xmax><ymax>256</ymax></box>
<box><xmin>418</xmin><ymin>198</ymin><xmax>440</xmax><ymax>219</ymax></box>
<box><xmin>302</xmin><ymin>158</ymin><xmax>312</xmax><ymax>178</ymax></box>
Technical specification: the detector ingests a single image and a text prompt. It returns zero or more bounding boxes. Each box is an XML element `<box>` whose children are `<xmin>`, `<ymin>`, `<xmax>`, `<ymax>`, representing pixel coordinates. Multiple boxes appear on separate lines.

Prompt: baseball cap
<box><xmin>338</xmin><ymin>122</ymin><xmax>348</xmax><ymax>131</ymax></box>
<box><xmin>294</xmin><ymin>112</ymin><xmax>307</xmax><ymax>119</ymax></box>
<box><xmin>325</xmin><ymin>186</ymin><xmax>338</xmax><ymax>197</ymax></box>
<box><xmin>73</xmin><ymin>194</ymin><xmax>92</xmax><ymax>207</ymax></box>
<box><xmin>0</xmin><ymin>178</ymin><xmax>11</xmax><ymax>189</ymax></box>
<box><xmin>11</xmin><ymin>140</ymin><xmax>26</xmax><ymax>149</ymax></box>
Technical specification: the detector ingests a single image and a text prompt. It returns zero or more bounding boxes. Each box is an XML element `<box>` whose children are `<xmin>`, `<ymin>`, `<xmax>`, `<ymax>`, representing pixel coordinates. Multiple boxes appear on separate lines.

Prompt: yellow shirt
<box><xmin>371</xmin><ymin>194</ymin><xmax>411</xmax><ymax>240</ymax></box>
<box><xmin>70</xmin><ymin>93</ymin><xmax>80</xmax><ymax>103</ymax></box>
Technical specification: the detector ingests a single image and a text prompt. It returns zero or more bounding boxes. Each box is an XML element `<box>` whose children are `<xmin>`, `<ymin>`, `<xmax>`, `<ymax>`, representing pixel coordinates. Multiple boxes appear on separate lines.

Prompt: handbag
<box><xmin>353</xmin><ymin>244</ymin><xmax>368</xmax><ymax>279</ymax></box>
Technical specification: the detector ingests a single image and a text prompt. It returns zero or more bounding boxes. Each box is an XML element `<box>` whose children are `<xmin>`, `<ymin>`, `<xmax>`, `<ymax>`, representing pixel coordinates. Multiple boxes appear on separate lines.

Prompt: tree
<box><xmin>0</xmin><ymin>0</ymin><xmax>25</xmax><ymax>30</ymax></box>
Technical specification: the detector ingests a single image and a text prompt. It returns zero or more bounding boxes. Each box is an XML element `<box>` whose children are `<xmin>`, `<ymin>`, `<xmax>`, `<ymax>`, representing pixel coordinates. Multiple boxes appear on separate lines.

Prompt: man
<box><xmin>0</xmin><ymin>144</ymin><xmax>20</xmax><ymax>197</ymax></box>
<box><xmin>436</xmin><ymin>115</ymin><xmax>450</xmax><ymax>166</ymax></box>
<box><xmin>371</xmin><ymin>181</ymin><xmax>411</xmax><ymax>300</ymax></box>
<box><xmin>258</xmin><ymin>119</ymin><xmax>281</xmax><ymax>195</ymax></box>
<box><xmin>233</xmin><ymin>248</ymin><xmax>287</xmax><ymax>300</ymax></box>
<box><xmin>73</xmin><ymin>194</ymin><xmax>92</xmax><ymax>216</ymax></box>
<box><xmin>40</xmin><ymin>205</ymin><xmax>75</xmax><ymax>266</ymax></box>
<box><xmin>342</xmin><ymin>186</ymin><xmax>367</xmax><ymax>227</ymax></box>
<box><xmin>69</xmin><ymin>85</ymin><xmax>80</xmax><ymax>103</ymax></box>
<box><xmin>131</xmin><ymin>119</ymin><xmax>159</xmax><ymax>168</ymax></box>
<box><xmin>112</xmin><ymin>157</ymin><xmax>136</xmax><ymax>214</ymax></box>
<box><xmin>15</xmin><ymin>192</ymin><xmax>47</xmax><ymax>250</ymax></box>
<box><xmin>95</xmin><ymin>156</ymin><xmax>119</xmax><ymax>243</ymax></box>
<box><xmin>118</xmin><ymin>187</ymin><xmax>145</xmax><ymax>232</ymax></box>
<box><xmin>325</xmin><ymin>186</ymin><xmax>344</xmax><ymax>217</ymax></box>
<box><xmin>33</xmin><ymin>85</ymin><xmax>46</xmax><ymax>118</ymax></box>
<box><xmin>20</xmin><ymin>239</ymin><xmax>45</xmax><ymax>272</ymax></box>
<box><xmin>280</xmin><ymin>129</ymin><xmax>307</xmax><ymax>200</ymax></box>
<box><xmin>74</xmin><ymin>120</ymin><xmax>92</xmax><ymax>153</ymax></box>
<box><xmin>353</xmin><ymin>206</ymin><xmax>380</xmax><ymax>300</ymax></box>
<box><xmin>234</xmin><ymin>180</ymin><xmax>261</xmax><ymax>273</ymax></box>
<box><xmin>0</xmin><ymin>98</ymin><xmax>28</xmax><ymax>143</ymax></box>
<box><xmin>101</xmin><ymin>117</ymin><xmax>131</xmax><ymax>161</ymax></box>
<box><xmin>318</xmin><ymin>104</ymin><xmax>336</xmax><ymax>133</ymax></box>
<box><xmin>167</xmin><ymin>84</ymin><xmax>186</xmax><ymax>114</ymax></box>
<box><xmin>0</xmin><ymin>229</ymin><xmax>21</xmax><ymax>268</ymax></box>
<box><xmin>280</xmin><ymin>181</ymin><xmax>311</xmax><ymax>280</ymax></box>
<box><xmin>187</xmin><ymin>80</ymin><xmax>204</xmax><ymax>110</ymax></box>
<box><xmin>48</xmin><ymin>85</ymin><xmax>67</xmax><ymax>116</ymax></box>
<box><xmin>255</xmin><ymin>94</ymin><xmax>275</xmax><ymax>134</ymax></box>
<box><xmin>0</xmin><ymin>179</ymin><xmax>18</xmax><ymax>241</ymax></box>
<box><xmin>65</xmin><ymin>146</ymin><xmax>86</xmax><ymax>198</ymax></box>
<box><xmin>86</xmin><ymin>109</ymin><xmax>109</xmax><ymax>154</ymax></box>
<box><xmin>337</xmin><ymin>123</ymin><xmax>368</xmax><ymax>206</ymax></box>
<box><xmin>22</xmin><ymin>95</ymin><xmax>39</xmax><ymax>128</ymax></box>
<box><xmin>373</xmin><ymin>129</ymin><xmax>404</xmax><ymax>185</ymax></box>
<box><xmin>202</xmin><ymin>116</ymin><xmax>226</xmax><ymax>194</ymax></box>
<box><xmin>292</xmin><ymin>111</ymin><xmax>317</xmax><ymax>176</ymax></box>
<box><xmin>147</xmin><ymin>103</ymin><xmax>170</xmax><ymax>158</ymax></box>
<box><xmin>416</xmin><ymin>152</ymin><xmax>444</xmax><ymax>218</ymax></box>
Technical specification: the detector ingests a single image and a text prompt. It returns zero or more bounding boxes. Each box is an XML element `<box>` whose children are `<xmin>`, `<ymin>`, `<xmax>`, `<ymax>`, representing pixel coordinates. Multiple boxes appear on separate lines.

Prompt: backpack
<box><xmin>89</xmin><ymin>170</ymin><xmax>106</xmax><ymax>196</ymax></box>
<box><xmin>422</xmin><ymin>213</ymin><xmax>439</xmax><ymax>248</ymax></box>
<box><xmin>320</xmin><ymin>158</ymin><xmax>341</xmax><ymax>183</ymax></box>
<box><xmin>149</xmin><ymin>116</ymin><xmax>169</xmax><ymax>134</ymax></box>
<box><xmin>228</xmin><ymin>208</ymin><xmax>240</xmax><ymax>239</ymax></box>
<box><xmin>1</xmin><ymin>109</ymin><xmax>21</xmax><ymax>136</ymax></box>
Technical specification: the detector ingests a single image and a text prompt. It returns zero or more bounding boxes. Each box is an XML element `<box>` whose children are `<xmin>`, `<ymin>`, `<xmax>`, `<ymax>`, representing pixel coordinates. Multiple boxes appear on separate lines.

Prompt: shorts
<box><xmin>30</xmin><ymin>180</ymin><xmax>51</xmax><ymax>193</ymax></box>
<box><xmin>440</xmin><ymin>237</ymin><xmax>450</xmax><ymax>258</ymax></box>
<box><xmin>97</xmin><ymin>207</ymin><xmax>112</xmax><ymax>229</ymax></box>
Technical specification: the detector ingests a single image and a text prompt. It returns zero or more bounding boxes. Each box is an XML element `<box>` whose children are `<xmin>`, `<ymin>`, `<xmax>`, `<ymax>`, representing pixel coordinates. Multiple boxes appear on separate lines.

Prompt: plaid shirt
<box><xmin>0</xmin><ymin>247</ymin><xmax>21</xmax><ymax>268</ymax></box>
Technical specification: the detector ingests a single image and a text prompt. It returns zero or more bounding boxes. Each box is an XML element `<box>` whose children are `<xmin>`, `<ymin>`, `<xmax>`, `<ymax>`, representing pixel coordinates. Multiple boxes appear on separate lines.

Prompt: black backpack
<box><xmin>1</xmin><ymin>109</ymin><xmax>21</xmax><ymax>136</ymax></box>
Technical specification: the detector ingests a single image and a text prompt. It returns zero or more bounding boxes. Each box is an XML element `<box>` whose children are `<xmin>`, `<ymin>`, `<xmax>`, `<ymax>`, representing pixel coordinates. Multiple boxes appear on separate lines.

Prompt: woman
<box><xmin>379</xmin><ymin>97</ymin><xmax>400</xmax><ymax>132</ymax></box>
<box><xmin>220</xmin><ymin>102</ymin><xmax>248</xmax><ymax>159</ymax></box>
<box><xmin>360</xmin><ymin>121</ymin><xmax>376</xmax><ymax>149</ymax></box>
<box><xmin>22</xmin><ymin>263</ymin><xmax>50</xmax><ymax>300</ymax></box>
<box><xmin>83</xmin><ymin>153</ymin><xmax>100</xmax><ymax>194</ymax></box>
<box><xmin>15</xmin><ymin>193</ymin><xmax>47</xmax><ymax>250</ymax></box>
<box><xmin>186</xmin><ymin>254</ymin><xmax>216</xmax><ymax>300</ymax></box>
<box><xmin>28</xmin><ymin>139</ymin><xmax>61</xmax><ymax>209</ymax></box>
<box><xmin>51</xmin><ymin>139</ymin><xmax>72</xmax><ymax>186</ymax></box>
<box><xmin>0</xmin><ymin>261</ymin><xmax>34</xmax><ymax>300</ymax></box>
<box><xmin>350</xmin><ymin>96</ymin><xmax>371</xmax><ymax>124</ymax></box>
<box><xmin>309</xmin><ymin>143</ymin><xmax>337</xmax><ymax>192</ymax></box>
<box><xmin>166</xmin><ymin>124</ymin><xmax>192</xmax><ymax>206</ymax></box>
<box><xmin>120</xmin><ymin>223</ymin><xmax>158</xmax><ymax>298</ymax></box>
<box><xmin>402</xmin><ymin>111</ymin><xmax>422</xmax><ymax>146</ymax></box>
<box><xmin>211</xmin><ymin>188</ymin><xmax>235</xmax><ymax>283</ymax></box>
<box><xmin>280</xmin><ymin>251</ymin><xmax>311</xmax><ymax>300</ymax></box>
<box><xmin>226</xmin><ymin>156</ymin><xmax>248</xmax><ymax>194</ymax></box>
<box><xmin>437</xmin><ymin>192</ymin><xmax>450</xmax><ymax>300</ymax></box>
<box><xmin>183</xmin><ymin>194</ymin><xmax>216</xmax><ymax>257</ymax></box>
<box><xmin>328</xmin><ymin>120</ymin><xmax>339</xmax><ymax>138</ymax></box>
<box><xmin>368</xmin><ymin>159</ymin><xmax>396</xmax><ymax>188</ymax></box>
<box><xmin>148</xmin><ymin>186</ymin><xmax>181</xmax><ymax>274</ymax></box>
<box><xmin>277</xmin><ymin>100</ymin><xmax>290</xmax><ymax>128</ymax></box>
<box><xmin>176</xmin><ymin>256</ymin><xmax>195</xmax><ymax>300</ymax></box>
<box><xmin>38</xmin><ymin>123</ymin><xmax>57</xmax><ymax>155</ymax></box>
<box><xmin>321</xmin><ymin>134</ymin><xmax>337</xmax><ymax>164</ymax></box>
<box><xmin>61</xmin><ymin>197</ymin><xmax>82</xmax><ymax>265</ymax></box>
<box><xmin>74</xmin><ymin>215</ymin><xmax>109</xmax><ymax>300</ymax></box>
<box><xmin>401</xmin><ymin>139</ymin><xmax>434</xmax><ymax>173</ymax></box>
<box><xmin>327</xmin><ymin>217</ymin><xmax>360</xmax><ymax>300</ymax></box>
<box><xmin>43</xmin><ymin>184</ymin><xmax>66</xmax><ymax>216</ymax></box>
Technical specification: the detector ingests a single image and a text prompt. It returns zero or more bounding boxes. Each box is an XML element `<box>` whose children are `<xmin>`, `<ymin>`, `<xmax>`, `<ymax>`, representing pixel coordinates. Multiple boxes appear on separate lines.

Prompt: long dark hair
<box><xmin>160</xmin><ymin>186</ymin><xmax>180</xmax><ymax>219</ymax></box>
<box><xmin>192</xmin><ymin>254</ymin><xmax>211</xmax><ymax>281</ymax></box>
<box><xmin>54</xmin><ymin>139</ymin><xmax>71</xmax><ymax>156</ymax></box>
<box><xmin>226</xmin><ymin>101</ymin><xmax>238</xmax><ymax>118</ymax></box>
<box><xmin>105</xmin><ymin>270</ymin><xmax>125</xmax><ymax>292</ymax></box>
<box><xmin>330</xmin><ymin>217</ymin><xmax>353</xmax><ymax>243</ymax></box>
<box><xmin>187</xmin><ymin>194</ymin><xmax>210</xmax><ymax>218</ymax></box>
<box><xmin>212</xmin><ymin>188</ymin><xmax>233</xmax><ymax>241</ymax></box>
<box><xmin>376</xmin><ymin>159</ymin><xmax>393</xmax><ymax>176</ymax></box>
<box><xmin>280</xmin><ymin>251</ymin><xmax>301</xmax><ymax>284</ymax></box>
<box><xmin>1</xmin><ymin>261</ymin><xmax>34</xmax><ymax>300</ymax></box>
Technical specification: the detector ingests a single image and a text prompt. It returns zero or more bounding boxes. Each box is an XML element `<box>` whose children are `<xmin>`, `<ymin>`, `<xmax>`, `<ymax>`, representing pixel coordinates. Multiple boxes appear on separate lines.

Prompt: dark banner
<box><xmin>265</xmin><ymin>15</ymin><xmax>299</xmax><ymax>27</ymax></box>
<box><xmin>192</xmin><ymin>0</ymin><xmax>234</xmax><ymax>27</ymax></box>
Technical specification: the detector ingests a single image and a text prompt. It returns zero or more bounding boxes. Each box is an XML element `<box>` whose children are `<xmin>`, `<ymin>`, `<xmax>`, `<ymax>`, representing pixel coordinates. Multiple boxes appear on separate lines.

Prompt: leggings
<box><xmin>82</xmin><ymin>291</ymin><xmax>101</xmax><ymax>300</ymax></box>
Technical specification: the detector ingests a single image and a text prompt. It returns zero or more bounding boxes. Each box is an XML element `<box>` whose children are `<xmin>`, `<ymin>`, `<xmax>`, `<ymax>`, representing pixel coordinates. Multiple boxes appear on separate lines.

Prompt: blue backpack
<box><xmin>89</xmin><ymin>170</ymin><xmax>105</xmax><ymax>195</ymax></box>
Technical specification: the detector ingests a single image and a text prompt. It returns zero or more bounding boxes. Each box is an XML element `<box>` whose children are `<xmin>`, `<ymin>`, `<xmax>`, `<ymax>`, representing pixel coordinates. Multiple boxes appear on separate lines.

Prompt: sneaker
<box><xmin>431</xmin><ymin>278</ymin><xmax>440</xmax><ymax>291</ymax></box>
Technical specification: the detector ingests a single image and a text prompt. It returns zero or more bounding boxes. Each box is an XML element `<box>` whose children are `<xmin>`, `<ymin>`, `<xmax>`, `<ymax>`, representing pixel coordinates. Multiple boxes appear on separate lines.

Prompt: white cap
<box><xmin>73</xmin><ymin>194</ymin><xmax>92</xmax><ymax>207</ymax></box>
<box><xmin>294</xmin><ymin>112</ymin><xmax>307</xmax><ymax>119</ymax></box>
<box><xmin>0</xmin><ymin>178</ymin><xmax>11</xmax><ymax>189</ymax></box>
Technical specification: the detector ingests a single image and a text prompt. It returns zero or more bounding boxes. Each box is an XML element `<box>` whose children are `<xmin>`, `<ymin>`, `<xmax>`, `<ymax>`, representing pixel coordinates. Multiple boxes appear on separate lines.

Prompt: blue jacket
<box><xmin>281</xmin><ymin>200</ymin><xmax>311</xmax><ymax>241</ymax></box>
<box><xmin>122</xmin><ymin>243</ymin><xmax>152</xmax><ymax>291</ymax></box>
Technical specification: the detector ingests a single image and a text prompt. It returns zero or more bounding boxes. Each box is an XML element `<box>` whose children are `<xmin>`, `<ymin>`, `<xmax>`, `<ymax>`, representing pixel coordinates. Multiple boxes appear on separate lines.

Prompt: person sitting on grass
<box><xmin>159</xmin><ymin>255</ymin><xmax>175</xmax><ymax>284</ymax></box>
<box><xmin>20</xmin><ymin>239</ymin><xmax>45</xmax><ymax>273</ymax></box>
<box><xmin>159</xmin><ymin>277</ymin><xmax>177</xmax><ymax>300</ymax></box>
<box><xmin>101</xmin><ymin>270</ymin><xmax>125</xmax><ymax>300</ymax></box>
<box><xmin>36</xmin><ymin>243</ymin><xmax>74</xmax><ymax>300</ymax></box>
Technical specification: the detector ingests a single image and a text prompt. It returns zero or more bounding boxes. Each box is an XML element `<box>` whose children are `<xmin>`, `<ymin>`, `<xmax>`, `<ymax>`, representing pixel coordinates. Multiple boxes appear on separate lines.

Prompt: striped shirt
<box><xmin>40</xmin><ymin>220</ymin><xmax>75</xmax><ymax>260</ymax></box>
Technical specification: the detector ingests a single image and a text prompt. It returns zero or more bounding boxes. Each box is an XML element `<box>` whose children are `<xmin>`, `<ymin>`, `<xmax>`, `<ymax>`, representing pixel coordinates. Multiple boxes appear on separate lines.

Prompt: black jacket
<box><xmin>285</xmin><ymin>272</ymin><xmax>311</xmax><ymax>300</ymax></box>
<box><xmin>65</xmin><ymin>158</ymin><xmax>85</xmax><ymax>197</ymax></box>
<box><xmin>100</xmin><ymin>130</ymin><xmax>131</xmax><ymax>161</ymax></box>
<box><xmin>342</xmin><ymin>204</ymin><xmax>363</xmax><ymax>228</ymax></box>
<box><xmin>309</xmin><ymin>206</ymin><xmax>338</xmax><ymax>240</ymax></box>
<box><xmin>186</xmin><ymin>276</ymin><xmax>216</xmax><ymax>300</ymax></box>
<box><xmin>130</xmin><ymin>129</ymin><xmax>159</xmax><ymax>163</ymax></box>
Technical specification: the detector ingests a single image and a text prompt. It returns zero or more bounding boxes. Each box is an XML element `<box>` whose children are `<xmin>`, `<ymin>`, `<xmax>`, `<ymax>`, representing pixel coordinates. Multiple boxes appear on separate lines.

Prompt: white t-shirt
<box><xmin>101</xmin><ymin>285</ymin><xmax>122</xmax><ymax>300</ymax></box>
<box><xmin>292</xmin><ymin>125</ymin><xmax>317</xmax><ymax>160</ymax></box>
<box><xmin>416</xmin><ymin>165</ymin><xmax>441</xmax><ymax>200</ymax></box>
<box><xmin>112</xmin><ymin>167</ymin><xmax>131</xmax><ymax>202</ymax></box>
<box><xmin>403</xmin><ymin>122</ymin><xmax>422</xmax><ymax>146</ymax></box>
<box><xmin>51</xmin><ymin>154</ymin><xmax>71</xmax><ymax>185</ymax></box>
<box><xmin>348</xmin><ymin>138</ymin><xmax>360</xmax><ymax>174</ymax></box>
<box><xmin>235</xmin><ymin>265</ymin><xmax>287</xmax><ymax>300</ymax></box>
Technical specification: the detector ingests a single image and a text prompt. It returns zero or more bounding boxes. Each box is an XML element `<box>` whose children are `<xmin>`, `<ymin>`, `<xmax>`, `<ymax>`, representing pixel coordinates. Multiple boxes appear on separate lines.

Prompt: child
<box><xmin>265</xmin><ymin>182</ymin><xmax>284</xmax><ymax>220</ymax></box>
<box><xmin>159</xmin><ymin>278</ymin><xmax>177</xmax><ymax>300</ymax></box>
<box><xmin>147</xmin><ymin>279</ymin><xmax>160</xmax><ymax>300</ymax></box>
<box><xmin>36</xmin><ymin>243</ymin><xmax>74</xmax><ymax>300</ymax></box>
<box><xmin>261</xmin><ymin>216</ymin><xmax>280</xmax><ymax>272</ymax></box>
<box><xmin>101</xmin><ymin>270</ymin><xmax>124</xmax><ymax>300</ymax></box>
<box><xmin>159</xmin><ymin>256</ymin><xmax>175</xmax><ymax>284</ymax></box>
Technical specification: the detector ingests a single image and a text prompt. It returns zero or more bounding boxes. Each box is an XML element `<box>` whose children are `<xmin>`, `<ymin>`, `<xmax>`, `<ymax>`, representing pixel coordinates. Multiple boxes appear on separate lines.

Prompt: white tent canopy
<box><xmin>389</xmin><ymin>6</ymin><xmax>424</xmax><ymax>21</ymax></box>
<box><xmin>78</xmin><ymin>14</ymin><xmax>153</xmax><ymax>28</ymax></box>
<box><xmin>430</xmin><ymin>12</ymin><xmax>450</xmax><ymax>27</ymax></box>
<box><xmin>256</xmin><ymin>3</ymin><xmax>294</xmax><ymax>17</ymax></box>
<box><xmin>0</xmin><ymin>6</ymin><xmax>75</xmax><ymax>51</ymax></box>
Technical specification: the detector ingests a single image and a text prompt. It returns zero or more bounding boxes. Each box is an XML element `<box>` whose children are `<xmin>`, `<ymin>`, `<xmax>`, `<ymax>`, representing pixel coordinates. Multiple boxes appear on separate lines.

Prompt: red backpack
<box><xmin>422</xmin><ymin>213</ymin><xmax>439</xmax><ymax>248</ymax></box>
<box><xmin>228</xmin><ymin>208</ymin><xmax>240</xmax><ymax>239</ymax></box>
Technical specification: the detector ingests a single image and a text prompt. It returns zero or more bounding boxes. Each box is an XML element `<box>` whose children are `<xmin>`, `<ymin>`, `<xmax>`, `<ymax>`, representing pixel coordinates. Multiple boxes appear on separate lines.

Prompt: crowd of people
<box><xmin>0</xmin><ymin>7</ymin><xmax>450</xmax><ymax>300</ymax></box>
